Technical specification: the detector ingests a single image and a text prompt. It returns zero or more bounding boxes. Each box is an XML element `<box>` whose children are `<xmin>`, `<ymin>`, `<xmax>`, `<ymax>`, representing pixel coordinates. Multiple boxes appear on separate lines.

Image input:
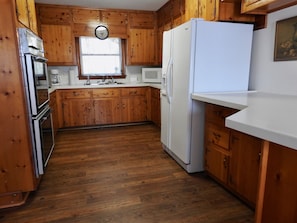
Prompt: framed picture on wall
<box><xmin>274</xmin><ymin>16</ymin><xmax>297</xmax><ymax>61</ymax></box>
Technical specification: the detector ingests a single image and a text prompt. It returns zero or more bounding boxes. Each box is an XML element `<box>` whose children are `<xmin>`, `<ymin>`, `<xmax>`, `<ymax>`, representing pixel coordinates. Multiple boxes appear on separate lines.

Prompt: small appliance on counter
<box><xmin>142</xmin><ymin>67</ymin><xmax>162</xmax><ymax>83</ymax></box>
<box><xmin>50</xmin><ymin>69</ymin><xmax>60</xmax><ymax>85</ymax></box>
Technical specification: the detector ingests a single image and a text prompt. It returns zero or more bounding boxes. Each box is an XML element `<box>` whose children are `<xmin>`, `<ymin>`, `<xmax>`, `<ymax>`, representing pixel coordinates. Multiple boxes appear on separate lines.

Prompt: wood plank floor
<box><xmin>0</xmin><ymin>124</ymin><xmax>254</xmax><ymax>223</ymax></box>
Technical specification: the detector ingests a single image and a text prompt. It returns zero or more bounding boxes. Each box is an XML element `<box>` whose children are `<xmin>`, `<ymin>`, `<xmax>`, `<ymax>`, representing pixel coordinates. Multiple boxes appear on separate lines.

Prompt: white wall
<box><xmin>47</xmin><ymin>65</ymin><xmax>147</xmax><ymax>85</ymax></box>
<box><xmin>249</xmin><ymin>5</ymin><xmax>297</xmax><ymax>95</ymax></box>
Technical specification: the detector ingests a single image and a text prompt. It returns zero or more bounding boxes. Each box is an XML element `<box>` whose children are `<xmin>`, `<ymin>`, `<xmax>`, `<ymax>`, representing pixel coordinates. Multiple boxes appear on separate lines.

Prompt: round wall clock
<box><xmin>95</xmin><ymin>25</ymin><xmax>109</xmax><ymax>40</ymax></box>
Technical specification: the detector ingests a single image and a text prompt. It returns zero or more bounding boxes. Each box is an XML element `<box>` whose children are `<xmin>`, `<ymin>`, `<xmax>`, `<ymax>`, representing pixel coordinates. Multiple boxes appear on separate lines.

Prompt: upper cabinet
<box><xmin>40</xmin><ymin>24</ymin><xmax>76</xmax><ymax>65</ymax></box>
<box><xmin>72</xmin><ymin>9</ymin><xmax>128</xmax><ymax>38</ymax></box>
<box><xmin>127</xmin><ymin>12</ymin><xmax>158</xmax><ymax>65</ymax></box>
<box><xmin>36</xmin><ymin>6</ymin><xmax>76</xmax><ymax>65</ymax></box>
<box><xmin>184</xmin><ymin>0</ymin><xmax>265</xmax><ymax>27</ymax></box>
<box><xmin>15</xmin><ymin>0</ymin><xmax>38</xmax><ymax>33</ymax></box>
<box><xmin>241</xmin><ymin>0</ymin><xmax>297</xmax><ymax>14</ymax></box>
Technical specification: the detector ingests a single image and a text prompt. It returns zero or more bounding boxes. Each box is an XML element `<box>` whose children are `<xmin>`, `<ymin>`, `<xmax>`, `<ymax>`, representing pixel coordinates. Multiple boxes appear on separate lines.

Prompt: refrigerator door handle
<box><xmin>166</xmin><ymin>58</ymin><xmax>173</xmax><ymax>104</ymax></box>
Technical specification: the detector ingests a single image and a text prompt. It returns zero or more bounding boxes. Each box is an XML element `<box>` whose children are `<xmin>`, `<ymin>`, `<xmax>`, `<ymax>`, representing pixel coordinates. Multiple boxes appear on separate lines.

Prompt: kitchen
<box><xmin>1</xmin><ymin>0</ymin><xmax>297</xmax><ymax>222</ymax></box>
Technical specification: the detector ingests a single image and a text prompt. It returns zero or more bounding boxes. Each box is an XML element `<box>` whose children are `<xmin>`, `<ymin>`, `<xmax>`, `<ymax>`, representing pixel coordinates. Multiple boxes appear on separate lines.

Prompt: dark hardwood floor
<box><xmin>0</xmin><ymin>124</ymin><xmax>254</xmax><ymax>223</ymax></box>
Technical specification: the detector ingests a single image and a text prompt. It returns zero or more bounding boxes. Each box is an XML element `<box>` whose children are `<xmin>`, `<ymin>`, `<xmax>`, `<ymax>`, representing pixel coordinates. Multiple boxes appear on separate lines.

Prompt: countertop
<box><xmin>49</xmin><ymin>82</ymin><xmax>162</xmax><ymax>93</ymax></box>
<box><xmin>192</xmin><ymin>91</ymin><xmax>297</xmax><ymax>150</ymax></box>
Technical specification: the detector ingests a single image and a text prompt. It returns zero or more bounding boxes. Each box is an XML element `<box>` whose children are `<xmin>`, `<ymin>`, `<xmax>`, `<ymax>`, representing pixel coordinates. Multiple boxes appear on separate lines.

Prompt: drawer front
<box><xmin>92</xmin><ymin>88</ymin><xmax>120</xmax><ymax>98</ymax></box>
<box><xmin>61</xmin><ymin>89</ymin><xmax>92</xmax><ymax>99</ymax></box>
<box><xmin>121</xmin><ymin>87</ymin><xmax>147</xmax><ymax>96</ymax></box>
<box><xmin>205</xmin><ymin>103</ymin><xmax>237</xmax><ymax>126</ymax></box>
<box><xmin>205</xmin><ymin>123</ymin><xmax>230</xmax><ymax>150</ymax></box>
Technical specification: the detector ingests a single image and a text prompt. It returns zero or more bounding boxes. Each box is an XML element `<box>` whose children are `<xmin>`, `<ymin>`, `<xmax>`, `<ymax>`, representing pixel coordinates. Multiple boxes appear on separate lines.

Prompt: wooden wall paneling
<box><xmin>0</xmin><ymin>0</ymin><xmax>36</xmax><ymax>195</ymax></box>
<box><xmin>37</xmin><ymin>5</ymin><xmax>72</xmax><ymax>25</ymax></box>
<box><xmin>72</xmin><ymin>8</ymin><xmax>100</xmax><ymax>37</ymax></box>
<box><xmin>129</xmin><ymin>11</ymin><xmax>155</xmax><ymax>29</ymax></box>
<box><xmin>185</xmin><ymin>0</ymin><xmax>200</xmax><ymax>21</ymax></box>
<box><xmin>101</xmin><ymin>10</ymin><xmax>128</xmax><ymax>38</ymax></box>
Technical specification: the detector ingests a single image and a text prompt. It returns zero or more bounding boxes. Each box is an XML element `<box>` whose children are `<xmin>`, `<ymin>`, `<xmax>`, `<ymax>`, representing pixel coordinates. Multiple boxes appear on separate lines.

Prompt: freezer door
<box><xmin>161</xmin><ymin>30</ymin><xmax>173</xmax><ymax>102</ymax></box>
<box><xmin>169</xmin><ymin>20</ymin><xmax>195</xmax><ymax>164</ymax></box>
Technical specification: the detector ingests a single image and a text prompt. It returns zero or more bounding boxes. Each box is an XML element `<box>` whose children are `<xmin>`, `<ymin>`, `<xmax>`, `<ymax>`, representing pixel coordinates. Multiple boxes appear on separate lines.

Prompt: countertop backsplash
<box><xmin>47</xmin><ymin>65</ymin><xmax>146</xmax><ymax>86</ymax></box>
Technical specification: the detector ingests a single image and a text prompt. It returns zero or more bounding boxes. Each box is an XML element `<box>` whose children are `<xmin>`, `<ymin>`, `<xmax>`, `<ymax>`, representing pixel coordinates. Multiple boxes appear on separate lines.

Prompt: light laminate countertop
<box><xmin>192</xmin><ymin>91</ymin><xmax>297</xmax><ymax>150</ymax></box>
<box><xmin>49</xmin><ymin>82</ymin><xmax>162</xmax><ymax>93</ymax></box>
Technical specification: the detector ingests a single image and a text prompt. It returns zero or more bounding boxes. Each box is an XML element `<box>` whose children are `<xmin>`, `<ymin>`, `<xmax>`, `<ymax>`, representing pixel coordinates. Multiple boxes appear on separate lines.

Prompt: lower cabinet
<box><xmin>228</xmin><ymin>130</ymin><xmax>262</xmax><ymax>206</ymax></box>
<box><xmin>150</xmin><ymin>88</ymin><xmax>161</xmax><ymax>127</ymax></box>
<box><xmin>121</xmin><ymin>87</ymin><xmax>148</xmax><ymax>123</ymax></box>
<box><xmin>205</xmin><ymin>144</ymin><xmax>229</xmax><ymax>184</ymax></box>
<box><xmin>93</xmin><ymin>88</ymin><xmax>122</xmax><ymax>125</ymax></box>
<box><xmin>204</xmin><ymin>103</ymin><xmax>262</xmax><ymax>208</ymax></box>
<box><xmin>260</xmin><ymin>143</ymin><xmax>297</xmax><ymax>223</ymax></box>
<box><xmin>58</xmin><ymin>87</ymin><xmax>149</xmax><ymax>128</ymax></box>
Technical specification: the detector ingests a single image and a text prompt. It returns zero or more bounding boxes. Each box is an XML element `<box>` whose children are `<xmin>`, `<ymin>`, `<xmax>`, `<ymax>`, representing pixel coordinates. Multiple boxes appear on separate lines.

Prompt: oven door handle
<box><xmin>33</xmin><ymin>56</ymin><xmax>48</xmax><ymax>63</ymax></box>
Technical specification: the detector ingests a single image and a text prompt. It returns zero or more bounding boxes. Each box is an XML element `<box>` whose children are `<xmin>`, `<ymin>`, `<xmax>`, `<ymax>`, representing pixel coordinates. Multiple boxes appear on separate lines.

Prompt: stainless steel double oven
<box><xmin>18</xmin><ymin>28</ymin><xmax>54</xmax><ymax>177</ymax></box>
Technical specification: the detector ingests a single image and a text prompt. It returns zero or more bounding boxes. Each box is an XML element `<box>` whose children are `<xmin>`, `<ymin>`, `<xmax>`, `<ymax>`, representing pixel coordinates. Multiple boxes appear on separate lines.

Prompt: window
<box><xmin>79</xmin><ymin>36</ymin><xmax>124</xmax><ymax>77</ymax></box>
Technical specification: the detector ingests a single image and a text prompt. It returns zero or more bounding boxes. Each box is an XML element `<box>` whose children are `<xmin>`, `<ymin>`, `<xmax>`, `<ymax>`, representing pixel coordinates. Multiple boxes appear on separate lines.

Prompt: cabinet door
<box><xmin>16</xmin><ymin>0</ymin><xmax>29</xmax><ymax>28</ymax></box>
<box><xmin>93</xmin><ymin>98</ymin><xmax>122</xmax><ymax>125</ymax></box>
<box><xmin>121</xmin><ymin>88</ymin><xmax>148</xmax><ymax>123</ymax></box>
<box><xmin>261</xmin><ymin>143</ymin><xmax>297</xmax><ymax>223</ymax></box>
<box><xmin>27</xmin><ymin>0</ymin><xmax>38</xmax><ymax>33</ymax></box>
<box><xmin>62</xmin><ymin>99</ymin><xmax>94</xmax><ymax>127</ymax></box>
<box><xmin>228</xmin><ymin>130</ymin><xmax>262</xmax><ymax>206</ymax></box>
<box><xmin>205</xmin><ymin>144</ymin><xmax>229</xmax><ymax>184</ymax></box>
<box><xmin>40</xmin><ymin>24</ymin><xmax>76</xmax><ymax>65</ymax></box>
<box><xmin>151</xmin><ymin>88</ymin><xmax>160</xmax><ymax>127</ymax></box>
<box><xmin>127</xmin><ymin>29</ymin><xmax>156</xmax><ymax>65</ymax></box>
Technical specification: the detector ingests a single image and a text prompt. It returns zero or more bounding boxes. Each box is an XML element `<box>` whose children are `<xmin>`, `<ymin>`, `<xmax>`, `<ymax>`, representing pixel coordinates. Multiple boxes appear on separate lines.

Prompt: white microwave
<box><xmin>142</xmin><ymin>68</ymin><xmax>162</xmax><ymax>83</ymax></box>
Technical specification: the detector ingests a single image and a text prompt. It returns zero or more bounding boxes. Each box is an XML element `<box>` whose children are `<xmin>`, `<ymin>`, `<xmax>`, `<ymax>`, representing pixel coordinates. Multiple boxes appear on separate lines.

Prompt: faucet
<box><xmin>85</xmin><ymin>75</ymin><xmax>91</xmax><ymax>85</ymax></box>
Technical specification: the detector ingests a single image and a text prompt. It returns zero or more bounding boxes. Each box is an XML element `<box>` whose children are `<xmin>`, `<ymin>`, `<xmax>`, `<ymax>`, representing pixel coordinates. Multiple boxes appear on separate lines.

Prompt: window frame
<box><xmin>76</xmin><ymin>37</ymin><xmax>126</xmax><ymax>80</ymax></box>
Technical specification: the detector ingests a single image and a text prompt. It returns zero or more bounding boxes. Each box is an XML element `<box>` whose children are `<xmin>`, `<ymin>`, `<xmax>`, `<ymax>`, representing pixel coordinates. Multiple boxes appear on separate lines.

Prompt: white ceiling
<box><xmin>34</xmin><ymin>0</ymin><xmax>169</xmax><ymax>11</ymax></box>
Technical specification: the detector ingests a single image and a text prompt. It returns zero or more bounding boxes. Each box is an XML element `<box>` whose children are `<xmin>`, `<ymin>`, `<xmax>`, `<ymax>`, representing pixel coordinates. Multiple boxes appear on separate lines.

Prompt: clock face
<box><xmin>95</xmin><ymin>25</ymin><xmax>109</xmax><ymax>40</ymax></box>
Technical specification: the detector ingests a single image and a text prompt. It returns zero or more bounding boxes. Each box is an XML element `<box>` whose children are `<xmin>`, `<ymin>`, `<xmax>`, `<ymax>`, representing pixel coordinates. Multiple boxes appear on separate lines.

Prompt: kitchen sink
<box><xmin>88</xmin><ymin>81</ymin><xmax>125</xmax><ymax>86</ymax></box>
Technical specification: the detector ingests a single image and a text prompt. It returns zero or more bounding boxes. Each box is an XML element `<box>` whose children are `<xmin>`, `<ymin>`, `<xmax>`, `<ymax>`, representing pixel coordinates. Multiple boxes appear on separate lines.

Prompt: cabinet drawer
<box><xmin>121</xmin><ymin>87</ymin><xmax>147</xmax><ymax>96</ymax></box>
<box><xmin>205</xmin><ymin>103</ymin><xmax>237</xmax><ymax>126</ymax></box>
<box><xmin>205</xmin><ymin>123</ymin><xmax>230</xmax><ymax>150</ymax></box>
<box><xmin>92</xmin><ymin>88</ymin><xmax>120</xmax><ymax>98</ymax></box>
<box><xmin>61</xmin><ymin>89</ymin><xmax>92</xmax><ymax>99</ymax></box>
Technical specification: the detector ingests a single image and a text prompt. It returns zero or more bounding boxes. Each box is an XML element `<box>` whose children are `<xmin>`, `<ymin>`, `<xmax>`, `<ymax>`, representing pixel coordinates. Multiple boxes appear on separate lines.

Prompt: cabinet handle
<box><xmin>223</xmin><ymin>156</ymin><xmax>229</xmax><ymax>168</ymax></box>
<box><xmin>213</xmin><ymin>132</ymin><xmax>221</xmax><ymax>141</ymax></box>
<box><xmin>258</xmin><ymin>151</ymin><xmax>262</xmax><ymax>162</ymax></box>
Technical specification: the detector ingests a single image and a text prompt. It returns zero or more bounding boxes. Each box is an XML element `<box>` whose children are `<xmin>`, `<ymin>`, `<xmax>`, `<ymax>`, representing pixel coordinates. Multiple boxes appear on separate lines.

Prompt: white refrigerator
<box><xmin>161</xmin><ymin>19</ymin><xmax>253</xmax><ymax>173</ymax></box>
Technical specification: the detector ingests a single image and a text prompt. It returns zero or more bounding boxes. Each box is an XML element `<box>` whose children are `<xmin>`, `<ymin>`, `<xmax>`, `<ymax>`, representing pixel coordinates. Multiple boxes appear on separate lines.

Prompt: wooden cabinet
<box><xmin>127</xmin><ymin>28</ymin><xmax>157</xmax><ymax>65</ymax></box>
<box><xmin>60</xmin><ymin>89</ymin><xmax>93</xmax><ymax>127</ymax></box>
<box><xmin>58</xmin><ymin>87</ymin><xmax>148</xmax><ymax>128</ymax></box>
<box><xmin>241</xmin><ymin>0</ymin><xmax>297</xmax><ymax>14</ymax></box>
<box><xmin>204</xmin><ymin>104</ymin><xmax>236</xmax><ymax>184</ymax></box>
<box><xmin>127</xmin><ymin>12</ymin><xmax>158</xmax><ymax>65</ymax></box>
<box><xmin>229</xmin><ymin>130</ymin><xmax>262</xmax><ymax>206</ymax></box>
<box><xmin>204</xmin><ymin>103</ymin><xmax>261</xmax><ymax>208</ymax></box>
<box><xmin>150</xmin><ymin>88</ymin><xmax>161</xmax><ymax>127</ymax></box>
<box><xmin>259</xmin><ymin>142</ymin><xmax>297</xmax><ymax>223</ymax></box>
<box><xmin>40</xmin><ymin>24</ymin><xmax>76</xmax><ymax>65</ymax></box>
<box><xmin>36</xmin><ymin>5</ymin><xmax>76</xmax><ymax>65</ymax></box>
<box><xmin>120</xmin><ymin>87</ymin><xmax>148</xmax><ymax>123</ymax></box>
<box><xmin>0</xmin><ymin>0</ymin><xmax>38</xmax><ymax>208</ymax></box>
<box><xmin>185</xmin><ymin>0</ymin><xmax>258</xmax><ymax>23</ymax></box>
<box><xmin>93</xmin><ymin>88</ymin><xmax>121</xmax><ymax>125</ymax></box>
<box><xmin>15</xmin><ymin>0</ymin><xmax>38</xmax><ymax>33</ymax></box>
